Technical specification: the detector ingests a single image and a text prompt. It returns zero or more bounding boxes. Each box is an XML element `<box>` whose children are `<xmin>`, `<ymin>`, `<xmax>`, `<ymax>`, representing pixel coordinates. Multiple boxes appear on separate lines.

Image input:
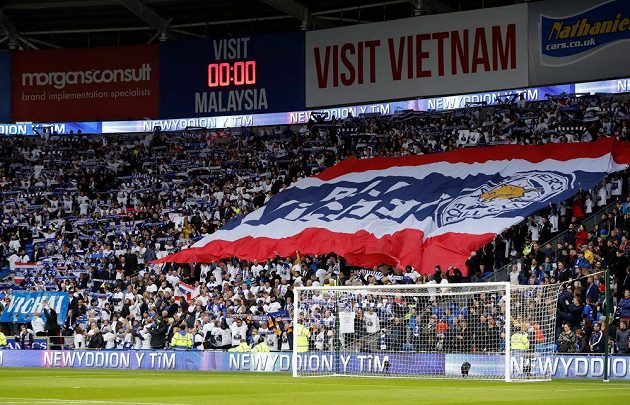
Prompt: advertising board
<box><xmin>0</xmin><ymin>77</ymin><xmax>625</xmax><ymax>136</ymax></box>
<box><xmin>305</xmin><ymin>4</ymin><xmax>528</xmax><ymax>107</ymax></box>
<box><xmin>12</xmin><ymin>44</ymin><xmax>159</xmax><ymax>122</ymax></box>
<box><xmin>1</xmin><ymin>351</ymin><xmax>629</xmax><ymax>380</ymax></box>
<box><xmin>529</xmin><ymin>0</ymin><xmax>630</xmax><ymax>85</ymax></box>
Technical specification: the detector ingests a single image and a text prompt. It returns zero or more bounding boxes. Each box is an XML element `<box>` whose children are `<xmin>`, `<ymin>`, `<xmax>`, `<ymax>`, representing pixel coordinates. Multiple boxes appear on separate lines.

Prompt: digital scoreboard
<box><xmin>207</xmin><ymin>61</ymin><xmax>256</xmax><ymax>87</ymax></box>
<box><xmin>159</xmin><ymin>33</ymin><xmax>305</xmax><ymax>119</ymax></box>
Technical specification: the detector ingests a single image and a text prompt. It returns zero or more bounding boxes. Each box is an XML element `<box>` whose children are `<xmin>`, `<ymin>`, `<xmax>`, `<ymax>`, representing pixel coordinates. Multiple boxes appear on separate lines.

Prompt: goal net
<box><xmin>292</xmin><ymin>282</ymin><xmax>559</xmax><ymax>382</ymax></box>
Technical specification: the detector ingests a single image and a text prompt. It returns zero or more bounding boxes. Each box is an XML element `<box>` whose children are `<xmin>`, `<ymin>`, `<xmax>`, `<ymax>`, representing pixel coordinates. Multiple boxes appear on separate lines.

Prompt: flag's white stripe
<box><xmin>291</xmin><ymin>156</ymin><xmax>623</xmax><ymax>190</ymax></box>
<box><xmin>194</xmin><ymin>211</ymin><xmax>522</xmax><ymax>245</ymax></box>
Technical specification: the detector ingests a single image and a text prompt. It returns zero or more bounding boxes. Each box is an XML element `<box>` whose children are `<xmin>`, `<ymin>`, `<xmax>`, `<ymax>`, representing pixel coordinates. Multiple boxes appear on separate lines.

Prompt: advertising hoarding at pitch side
<box><xmin>305</xmin><ymin>4</ymin><xmax>528</xmax><ymax>108</ymax></box>
<box><xmin>159</xmin><ymin>32</ymin><xmax>305</xmax><ymax>118</ymax></box>
<box><xmin>12</xmin><ymin>44</ymin><xmax>159</xmax><ymax>122</ymax></box>
<box><xmin>529</xmin><ymin>0</ymin><xmax>630</xmax><ymax>85</ymax></box>
<box><xmin>1</xmin><ymin>351</ymin><xmax>630</xmax><ymax>380</ymax></box>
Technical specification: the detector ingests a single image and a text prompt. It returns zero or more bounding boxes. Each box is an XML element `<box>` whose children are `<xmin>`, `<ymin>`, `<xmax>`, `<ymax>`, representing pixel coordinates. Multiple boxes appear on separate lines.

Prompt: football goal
<box><xmin>293</xmin><ymin>282</ymin><xmax>559</xmax><ymax>382</ymax></box>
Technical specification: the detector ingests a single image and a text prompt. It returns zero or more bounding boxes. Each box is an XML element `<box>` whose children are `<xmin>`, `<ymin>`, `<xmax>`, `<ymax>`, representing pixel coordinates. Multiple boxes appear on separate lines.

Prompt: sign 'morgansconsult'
<box><xmin>12</xmin><ymin>45</ymin><xmax>159</xmax><ymax>122</ymax></box>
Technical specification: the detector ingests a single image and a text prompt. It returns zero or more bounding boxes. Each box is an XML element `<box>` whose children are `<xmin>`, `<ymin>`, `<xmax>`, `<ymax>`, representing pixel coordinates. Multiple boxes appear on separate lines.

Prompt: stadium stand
<box><xmin>1</xmin><ymin>93</ymin><xmax>630</xmax><ymax>354</ymax></box>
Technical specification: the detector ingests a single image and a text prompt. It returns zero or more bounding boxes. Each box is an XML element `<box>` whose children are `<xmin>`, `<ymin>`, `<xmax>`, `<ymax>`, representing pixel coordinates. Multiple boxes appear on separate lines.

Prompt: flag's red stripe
<box><xmin>315</xmin><ymin>138</ymin><xmax>623</xmax><ymax>181</ymax></box>
<box><xmin>153</xmin><ymin>229</ymin><xmax>495</xmax><ymax>276</ymax></box>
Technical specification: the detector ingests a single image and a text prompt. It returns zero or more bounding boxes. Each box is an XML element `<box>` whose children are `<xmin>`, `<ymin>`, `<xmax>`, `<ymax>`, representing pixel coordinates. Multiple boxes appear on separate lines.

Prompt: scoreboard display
<box><xmin>207</xmin><ymin>61</ymin><xmax>256</xmax><ymax>87</ymax></box>
<box><xmin>159</xmin><ymin>33</ymin><xmax>305</xmax><ymax>119</ymax></box>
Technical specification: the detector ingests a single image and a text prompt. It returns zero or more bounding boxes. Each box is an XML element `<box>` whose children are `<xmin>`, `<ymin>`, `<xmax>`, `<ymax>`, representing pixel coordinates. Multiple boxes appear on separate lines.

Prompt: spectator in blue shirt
<box><xmin>589</xmin><ymin>322</ymin><xmax>604</xmax><ymax>353</ymax></box>
<box><xmin>618</xmin><ymin>289</ymin><xmax>630</xmax><ymax>320</ymax></box>
<box><xmin>582</xmin><ymin>298</ymin><xmax>595</xmax><ymax>323</ymax></box>
<box><xmin>584</xmin><ymin>277</ymin><xmax>599</xmax><ymax>304</ymax></box>
<box><xmin>574</xmin><ymin>252</ymin><xmax>591</xmax><ymax>275</ymax></box>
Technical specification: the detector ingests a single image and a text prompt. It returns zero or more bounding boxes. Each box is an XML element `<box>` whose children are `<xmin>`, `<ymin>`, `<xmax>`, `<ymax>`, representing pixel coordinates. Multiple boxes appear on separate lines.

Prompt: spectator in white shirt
<box><xmin>598</xmin><ymin>183</ymin><xmax>608</xmax><ymax>207</ymax></box>
<box><xmin>264</xmin><ymin>296</ymin><xmax>282</xmax><ymax>314</ymax></box>
<box><xmin>31</xmin><ymin>312</ymin><xmax>46</xmax><ymax>336</ymax></box>
<box><xmin>74</xmin><ymin>327</ymin><xmax>86</xmax><ymax>349</ymax></box>
<box><xmin>584</xmin><ymin>195</ymin><xmax>593</xmax><ymax>214</ymax></box>
<box><xmin>145</xmin><ymin>282</ymin><xmax>158</xmax><ymax>293</ymax></box>
<box><xmin>364</xmin><ymin>306</ymin><xmax>380</xmax><ymax>335</ymax></box>
<box><xmin>230</xmin><ymin>318</ymin><xmax>248</xmax><ymax>347</ymax></box>
<box><xmin>103</xmin><ymin>327</ymin><xmax>117</xmax><ymax>349</ymax></box>
<box><xmin>250</xmin><ymin>261</ymin><xmax>264</xmax><ymax>277</ymax></box>
<box><xmin>139</xmin><ymin>325</ymin><xmax>152</xmax><ymax>349</ymax></box>
<box><xmin>8</xmin><ymin>236</ymin><xmax>20</xmax><ymax>253</ymax></box>
<box><xmin>7</xmin><ymin>253</ymin><xmax>20</xmax><ymax>271</ymax></box>
<box><xmin>612</xmin><ymin>176</ymin><xmax>623</xmax><ymax>197</ymax></box>
<box><xmin>112</xmin><ymin>287</ymin><xmax>125</xmax><ymax>313</ymax></box>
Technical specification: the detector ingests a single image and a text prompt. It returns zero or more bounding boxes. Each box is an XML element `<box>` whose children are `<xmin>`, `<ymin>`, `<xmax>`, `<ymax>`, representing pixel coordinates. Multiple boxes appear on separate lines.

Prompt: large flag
<box><xmin>157</xmin><ymin>139</ymin><xmax>630</xmax><ymax>275</ymax></box>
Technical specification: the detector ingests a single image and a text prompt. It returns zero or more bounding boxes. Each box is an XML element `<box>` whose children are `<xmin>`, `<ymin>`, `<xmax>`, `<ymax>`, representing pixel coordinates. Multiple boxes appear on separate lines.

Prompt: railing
<box><xmin>1</xmin><ymin>334</ymin><xmax>56</xmax><ymax>350</ymax></box>
<box><xmin>0</xmin><ymin>335</ymin><xmax>296</xmax><ymax>352</ymax></box>
<box><xmin>489</xmin><ymin>193</ymin><xmax>627</xmax><ymax>282</ymax></box>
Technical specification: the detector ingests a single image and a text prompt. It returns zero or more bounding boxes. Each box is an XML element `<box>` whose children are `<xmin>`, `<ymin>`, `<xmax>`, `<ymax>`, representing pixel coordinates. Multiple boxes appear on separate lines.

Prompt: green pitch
<box><xmin>0</xmin><ymin>368</ymin><xmax>628</xmax><ymax>405</ymax></box>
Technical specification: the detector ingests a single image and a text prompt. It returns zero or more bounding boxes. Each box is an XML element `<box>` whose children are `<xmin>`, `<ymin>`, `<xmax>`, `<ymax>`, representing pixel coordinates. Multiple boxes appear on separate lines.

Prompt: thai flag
<box><xmin>178</xmin><ymin>282</ymin><xmax>198</xmax><ymax>302</ymax></box>
<box><xmin>13</xmin><ymin>263</ymin><xmax>38</xmax><ymax>284</ymax></box>
<box><xmin>14</xmin><ymin>262</ymin><xmax>38</xmax><ymax>273</ymax></box>
<box><xmin>156</xmin><ymin>139</ymin><xmax>630</xmax><ymax>275</ymax></box>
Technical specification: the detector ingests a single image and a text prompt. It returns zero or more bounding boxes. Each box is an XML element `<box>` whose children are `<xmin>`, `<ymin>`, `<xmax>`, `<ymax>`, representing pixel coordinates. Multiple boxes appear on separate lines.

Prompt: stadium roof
<box><xmin>0</xmin><ymin>0</ymin><xmax>536</xmax><ymax>50</ymax></box>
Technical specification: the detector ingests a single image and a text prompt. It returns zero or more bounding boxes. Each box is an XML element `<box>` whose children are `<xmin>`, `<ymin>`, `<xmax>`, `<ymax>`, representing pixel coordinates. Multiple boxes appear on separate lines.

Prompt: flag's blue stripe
<box><xmin>220</xmin><ymin>170</ymin><xmax>605</xmax><ymax>231</ymax></box>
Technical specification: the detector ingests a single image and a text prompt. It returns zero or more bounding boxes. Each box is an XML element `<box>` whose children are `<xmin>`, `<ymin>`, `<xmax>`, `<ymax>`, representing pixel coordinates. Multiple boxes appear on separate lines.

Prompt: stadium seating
<box><xmin>1</xmin><ymin>93</ymin><xmax>629</xmax><ymax>353</ymax></box>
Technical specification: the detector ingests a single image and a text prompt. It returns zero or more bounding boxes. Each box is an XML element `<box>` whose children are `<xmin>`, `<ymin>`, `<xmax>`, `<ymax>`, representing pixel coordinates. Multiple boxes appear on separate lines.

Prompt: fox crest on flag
<box><xmin>156</xmin><ymin>139</ymin><xmax>630</xmax><ymax>275</ymax></box>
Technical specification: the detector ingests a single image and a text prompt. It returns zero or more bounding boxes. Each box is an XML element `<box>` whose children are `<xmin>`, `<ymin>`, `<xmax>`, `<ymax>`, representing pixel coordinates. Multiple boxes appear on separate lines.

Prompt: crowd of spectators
<box><xmin>0</xmin><ymin>92</ymin><xmax>630</xmax><ymax>353</ymax></box>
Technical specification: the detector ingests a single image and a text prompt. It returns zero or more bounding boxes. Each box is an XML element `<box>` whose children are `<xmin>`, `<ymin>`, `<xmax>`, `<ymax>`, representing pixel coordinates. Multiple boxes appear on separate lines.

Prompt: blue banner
<box><xmin>0</xmin><ymin>292</ymin><xmax>70</xmax><ymax>326</ymax></box>
<box><xmin>541</xmin><ymin>0</ymin><xmax>630</xmax><ymax>58</ymax></box>
<box><xmin>159</xmin><ymin>32</ymin><xmax>305</xmax><ymax>119</ymax></box>
<box><xmin>0</xmin><ymin>121</ymin><xmax>101</xmax><ymax>136</ymax></box>
<box><xmin>0</xmin><ymin>51</ymin><xmax>10</xmax><ymax>122</ymax></box>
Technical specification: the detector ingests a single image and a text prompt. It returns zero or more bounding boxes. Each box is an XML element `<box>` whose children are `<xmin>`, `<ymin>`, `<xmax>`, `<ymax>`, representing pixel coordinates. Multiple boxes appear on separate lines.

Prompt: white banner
<box><xmin>305</xmin><ymin>4</ymin><xmax>528</xmax><ymax>108</ymax></box>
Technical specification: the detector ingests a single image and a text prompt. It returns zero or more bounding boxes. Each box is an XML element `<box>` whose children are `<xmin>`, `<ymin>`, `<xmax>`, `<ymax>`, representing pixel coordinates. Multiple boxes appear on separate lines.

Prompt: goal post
<box><xmin>293</xmin><ymin>282</ymin><xmax>559</xmax><ymax>382</ymax></box>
